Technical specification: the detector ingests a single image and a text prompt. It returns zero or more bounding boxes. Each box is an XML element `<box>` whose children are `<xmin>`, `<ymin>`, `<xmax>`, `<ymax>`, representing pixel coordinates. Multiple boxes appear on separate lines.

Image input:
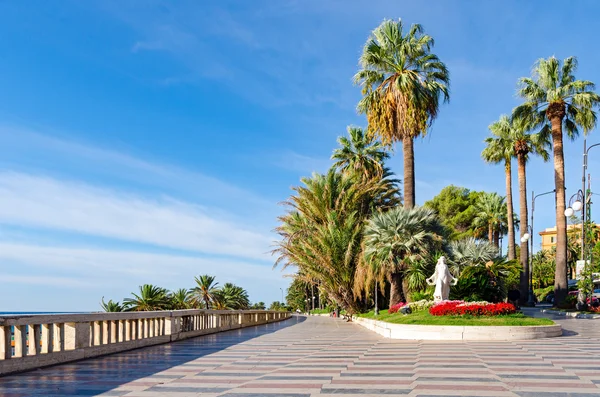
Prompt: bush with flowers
<box><xmin>429</xmin><ymin>300</ymin><xmax>516</xmax><ymax>316</ymax></box>
<box><xmin>388</xmin><ymin>302</ymin><xmax>406</xmax><ymax>314</ymax></box>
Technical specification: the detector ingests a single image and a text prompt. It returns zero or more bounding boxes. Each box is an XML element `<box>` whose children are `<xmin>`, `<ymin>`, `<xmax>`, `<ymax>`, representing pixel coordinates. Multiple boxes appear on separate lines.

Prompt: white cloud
<box><xmin>0</xmin><ymin>241</ymin><xmax>291</xmax><ymax>311</ymax></box>
<box><xmin>0</xmin><ymin>172</ymin><xmax>273</xmax><ymax>261</ymax></box>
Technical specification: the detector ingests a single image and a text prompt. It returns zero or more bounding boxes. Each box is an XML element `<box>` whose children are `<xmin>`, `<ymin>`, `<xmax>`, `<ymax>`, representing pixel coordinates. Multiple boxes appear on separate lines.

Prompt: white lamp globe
<box><xmin>520</xmin><ymin>237</ymin><xmax>526</xmax><ymax>243</ymax></box>
<box><xmin>572</xmin><ymin>200</ymin><xmax>583</xmax><ymax>211</ymax></box>
<box><xmin>564</xmin><ymin>207</ymin><xmax>574</xmax><ymax>217</ymax></box>
<box><xmin>523</xmin><ymin>233</ymin><xmax>530</xmax><ymax>241</ymax></box>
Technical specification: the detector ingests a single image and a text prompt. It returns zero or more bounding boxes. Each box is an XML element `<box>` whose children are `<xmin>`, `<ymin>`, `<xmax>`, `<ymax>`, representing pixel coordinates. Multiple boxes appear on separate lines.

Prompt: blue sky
<box><xmin>1</xmin><ymin>1</ymin><xmax>599</xmax><ymax>311</ymax></box>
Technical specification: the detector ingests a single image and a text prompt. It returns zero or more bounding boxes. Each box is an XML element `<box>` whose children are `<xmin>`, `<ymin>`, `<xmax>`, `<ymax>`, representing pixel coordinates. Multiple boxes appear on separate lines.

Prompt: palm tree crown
<box><xmin>123</xmin><ymin>284</ymin><xmax>170</xmax><ymax>312</ymax></box>
<box><xmin>193</xmin><ymin>275</ymin><xmax>219</xmax><ymax>310</ymax></box>
<box><xmin>332</xmin><ymin>126</ymin><xmax>389</xmax><ymax>179</ymax></box>
<box><xmin>361</xmin><ymin>206</ymin><xmax>445</xmax><ymax>304</ymax></box>
<box><xmin>355</xmin><ymin>19</ymin><xmax>450</xmax><ymax>143</ymax></box>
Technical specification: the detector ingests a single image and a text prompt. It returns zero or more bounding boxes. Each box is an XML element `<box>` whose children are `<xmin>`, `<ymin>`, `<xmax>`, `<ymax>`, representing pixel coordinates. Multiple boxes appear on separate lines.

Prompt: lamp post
<box><xmin>522</xmin><ymin>189</ymin><xmax>555</xmax><ymax>306</ymax></box>
<box><xmin>374</xmin><ymin>281</ymin><xmax>379</xmax><ymax>316</ymax></box>
<box><xmin>280</xmin><ymin>288</ymin><xmax>284</xmax><ymax>305</ymax></box>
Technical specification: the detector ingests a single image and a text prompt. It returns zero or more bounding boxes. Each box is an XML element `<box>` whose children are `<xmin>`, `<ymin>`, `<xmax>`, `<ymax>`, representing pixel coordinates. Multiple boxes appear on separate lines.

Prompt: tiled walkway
<box><xmin>2</xmin><ymin>310</ymin><xmax>600</xmax><ymax>396</ymax></box>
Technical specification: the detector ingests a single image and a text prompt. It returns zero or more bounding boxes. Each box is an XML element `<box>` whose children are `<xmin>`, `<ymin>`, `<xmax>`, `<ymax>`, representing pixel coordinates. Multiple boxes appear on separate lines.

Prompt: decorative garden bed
<box><xmin>353</xmin><ymin>300</ymin><xmax>561</xmax><ymax>340</ymax></box>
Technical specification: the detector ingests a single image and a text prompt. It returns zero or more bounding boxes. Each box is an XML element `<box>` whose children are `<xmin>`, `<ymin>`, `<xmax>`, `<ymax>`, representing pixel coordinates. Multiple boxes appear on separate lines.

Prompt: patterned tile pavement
<box><xmin>1</xmin><ymin>308</ymin><xmax>600</xmax><ymax>396</ymax></box>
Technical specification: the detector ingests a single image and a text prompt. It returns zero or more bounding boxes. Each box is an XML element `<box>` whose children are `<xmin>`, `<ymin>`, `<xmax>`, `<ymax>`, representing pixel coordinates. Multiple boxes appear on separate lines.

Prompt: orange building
<box><xmin>539</xmin><ymin>224</ymin><xmax>599</xmax><ymax>251</ymax></box>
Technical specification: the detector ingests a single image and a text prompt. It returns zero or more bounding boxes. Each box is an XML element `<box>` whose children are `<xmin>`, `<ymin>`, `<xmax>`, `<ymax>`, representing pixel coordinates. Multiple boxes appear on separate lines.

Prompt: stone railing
<box><xmin>0</xmin><ymin>309</ymin><xmax>291</xmax><ymax>376</ymax></box>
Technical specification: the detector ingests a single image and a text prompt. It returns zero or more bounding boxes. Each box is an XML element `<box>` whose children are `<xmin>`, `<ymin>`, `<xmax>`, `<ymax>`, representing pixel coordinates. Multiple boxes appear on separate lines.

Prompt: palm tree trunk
<box><xmin>488</xmin><ymin>223</ymin><xmax>493</xmax><ymax>244</ymax></box>
<box><xmin>549</xmin><ymin>108</ymin><xmax>568</xmax><ymax>306</ymax></box>
<box><xmin>517</xmin><ymin>154</ymin><xmax>529</xmax><ymax>304</ymax></box>
<box><xmin>505</xmin><ymin>161</ymin><xmax>516</xmax><ymax>260</ymax></box>
<box><xmin>389</xmin><ymin>272</ymin><xmax>404</xmax><ymax>305</ymax></box>
<box><xmin>403</xmin><ymin>135</ymin><xmax>415</xmax><ymax>209</ymax></box>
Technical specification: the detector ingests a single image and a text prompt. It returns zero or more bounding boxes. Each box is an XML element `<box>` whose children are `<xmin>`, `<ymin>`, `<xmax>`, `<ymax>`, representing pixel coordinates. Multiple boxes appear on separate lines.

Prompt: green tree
<box><xmin>332</xmin><ymin>126</ymin><xmax>389</xmax><ymax>180</ymax></box>
<box><xmin>473</xmin><ymin>192</ymin><xmax>507</xmax><ymax>246</ymax></box>
<box><xmin>424</xmin><ymin>185</ymin><xmax>482</xmax><ymax>240</ymax></box>
<box><xmin>483</xmin><ymin>116</ymin><xmax>517</xmax><ymax>260</ymax></box>
<box><xmin>274</xmin><ymin>170</ymin><xmax>393</xmax><ymax>314</ymax></box>
<box><xmin>100</xmin><ymin>297</ymin><xmax>123</xmax><ymax>312</ymax></box>
<box><xmin>506</xmin><ymin>115</ymin><xmax>550</xmax><ymax>301</ymax></box>
<box><xmin>355</xmin><ymin>19</ymin><xmax>449</xmax><ymax>209</ymax></box>
<box><xmin>169</xmin><ymin>288</ymin><xmax>193</xmax><ymax>310</ymax></box>
<box><xmin>123</xmin><ymin>284</ymin><xmax>170</xmax><ymax>312</ymax></box>
<box><xmin>192</xmin><ymin>275</ymin><xmax>219</xmax><ymax>309</ymax></box>
<box><xmin>513</xmin><ymin>56</ymin><xmax>600</xmax><ymax>305</ymax></box>
<box><xmin>269</xmin><ymin>301</ymin><xmax>286</xmax><ymax>311</ymax></box>
<box><xmin>218</xmin><ymin>283</ymin><xmax>250</xmax><ymax>310</ymax></box>
<box><xmin>531</xmin><ymin>250</ymin><xmax>555</xmax><ymax>289</ymax></box>
<box><xmin>361</xmin><ymin>206</ymin><xmax>446</xmax><ymax>305</ymax></box>
<box><xmin>250</xmin><ymin>302</ymin><xmax>266</xmax><ymax>310</ymax></box>
<box><xmin>448</xmin><ymin>237</ymin><xmax>499</xmax><ymax>276</ymax></box>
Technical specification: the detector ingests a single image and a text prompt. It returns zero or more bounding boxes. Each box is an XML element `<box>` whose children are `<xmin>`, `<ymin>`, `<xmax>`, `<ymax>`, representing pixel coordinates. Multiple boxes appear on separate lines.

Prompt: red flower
<box><xmin>429</xmin><ymin>301</ymin><xmax>516</xmax><ymax>316</ymax></box>
<box><xmin>388</xmin><ymin>302</ymin><xmax>406</xmax><ymax>314</ymax></box>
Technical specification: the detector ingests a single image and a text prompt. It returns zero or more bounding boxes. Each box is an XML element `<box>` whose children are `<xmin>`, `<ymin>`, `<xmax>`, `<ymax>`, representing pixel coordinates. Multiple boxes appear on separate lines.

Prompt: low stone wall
<box><xmin>0</xmin><ymin>310</ymin><xmax>291</xmax><ymax>376</ymax></box>
<box><xmin>353</xmin><ymin>316</ymin><xmax>562</xmax><ymax>340</ymax></box>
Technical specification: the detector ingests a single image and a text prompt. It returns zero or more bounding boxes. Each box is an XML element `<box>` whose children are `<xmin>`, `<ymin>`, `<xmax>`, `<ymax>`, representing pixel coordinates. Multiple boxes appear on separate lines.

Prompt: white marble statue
<box><xmin>426</xmin><ymin>256</ymin><xmax>458</xmax><ymax>302</ymax></box>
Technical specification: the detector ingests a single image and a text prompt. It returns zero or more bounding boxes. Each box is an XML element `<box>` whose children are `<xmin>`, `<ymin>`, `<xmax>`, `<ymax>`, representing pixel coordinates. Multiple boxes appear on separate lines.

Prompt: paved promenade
<box><xmin>1</xmin><ymin>310</ymin><xmax>600</xmax><ymax>396</ymax></box>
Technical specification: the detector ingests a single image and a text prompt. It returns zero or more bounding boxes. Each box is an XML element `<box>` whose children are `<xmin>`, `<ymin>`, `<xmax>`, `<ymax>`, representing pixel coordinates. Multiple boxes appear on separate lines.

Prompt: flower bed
<box><xmin>388</xmin><ymin>302</ymin><xmax>406</xmax><ymax>314</ymax></box>
<box><xmin>429</xmin><ymin>301</ymin><xmax>516</xmax><ymax>316</ymax></box>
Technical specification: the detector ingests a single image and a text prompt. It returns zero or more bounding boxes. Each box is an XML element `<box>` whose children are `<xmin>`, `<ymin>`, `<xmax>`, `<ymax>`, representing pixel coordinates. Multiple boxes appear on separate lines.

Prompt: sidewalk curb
<box><xmin>540</xmin><ymin>309</ymin><xmax>600</xmax><ymax>319</ymax></box>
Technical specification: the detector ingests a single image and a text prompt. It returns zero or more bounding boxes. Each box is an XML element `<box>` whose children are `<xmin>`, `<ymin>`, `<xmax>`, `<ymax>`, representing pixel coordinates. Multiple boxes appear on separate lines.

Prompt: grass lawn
<box><xmin>357</xmin><ymin>309</ymin><xmax>554</xmax><ymax>326</ymax></box>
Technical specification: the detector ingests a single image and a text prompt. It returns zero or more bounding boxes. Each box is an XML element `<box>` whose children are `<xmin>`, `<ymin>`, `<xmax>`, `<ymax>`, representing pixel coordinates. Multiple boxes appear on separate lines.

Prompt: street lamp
<box><xmin>374</xmin><ymin>281</ymin><xmax>379</xmax><ymax>316</ymax></box>
<box><xmin>280</xmin><ymin>288</ymin><xmax>284</xmax><ymax>304</ymax></box>
<box><xmin>522</xmin><ymin>189</ymin><xmax>555</xmax><ymax>306</ymax></box>
<box><xmin>564</xmin><ymin>138</ymin><xmax>599</xmax><ymax>306</ymax></box>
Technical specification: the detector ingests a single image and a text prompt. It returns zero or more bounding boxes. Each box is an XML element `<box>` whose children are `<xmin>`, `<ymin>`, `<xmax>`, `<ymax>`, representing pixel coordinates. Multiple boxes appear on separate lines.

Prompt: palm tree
<box><xmin>332</xmin><ymin>126</ymin><xmax>389</xmax><ymax>180</ymax></box>
<box><xmin>355</xmin><ymin>19</ymin><xmax>450</xmax><ymax>208</ymax></box>
<box><xmin>123</xmin><ymin>284</ymin><xmax>170</xmax><ymax>312</ymax></box>
<box><xmin>473</xmin><ymin>193</ymin><xmax>506</xmax><ymax>246</ymax></box>
<box><xmin>100</xmin><ymin>297</ymin><xmax>123</xmax><ymax>312</ymax></box>
<box><xmin>507</xmin><ymin>116</ymin><xmax>550</xmax><ymax>301</ymax></box>
<box><xmin>192</xmin><ymin>275</ymin><xmax>219</xmax><ymax>309</ymax></box>
<box><xmin>169</xmin><ymin>288</ymin><xmax>193</xmax><ymax>310</ymax></box>
<box><xmin>219</xmin><ymin>283</ymin><xmax>250</xmax><ymax>310</ymax></box>
<box><xmin>362</xmin><ymin>206</ymin><xmax>446</xmax><ymax>305</ymax></box>
<box><xmin>513</xmin><ymin>56</ymin><xmax>600</xmax><ymax>305</ymax></box>
<box><xmin>274</xmin><ymin>170</ymin><xmax>388</xmax><ymax>314</ymax></box>
<box><xmin>482</xmin><ymin>115</ymin><xmax>516</xmax><ymax>260</ymax></box>
<box><xmin>449</xmin><ymin>237</ymin><xmax>499</xmax><ymax>276</ymax></box>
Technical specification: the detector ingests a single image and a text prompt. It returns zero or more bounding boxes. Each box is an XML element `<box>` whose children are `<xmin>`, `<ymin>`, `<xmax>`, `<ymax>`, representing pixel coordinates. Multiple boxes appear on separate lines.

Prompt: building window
<box><xmin>550</xmin><ymin>236</ymin><xmax>555</xmax><ymax>243</ymax></box>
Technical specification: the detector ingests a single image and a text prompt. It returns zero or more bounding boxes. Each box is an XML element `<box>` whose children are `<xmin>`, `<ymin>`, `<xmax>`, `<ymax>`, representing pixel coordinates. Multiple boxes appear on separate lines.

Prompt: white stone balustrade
<box><xmin>0</xmin><ymin>310</ymin><xmax>290</xmax><ymax>376</ymax></box>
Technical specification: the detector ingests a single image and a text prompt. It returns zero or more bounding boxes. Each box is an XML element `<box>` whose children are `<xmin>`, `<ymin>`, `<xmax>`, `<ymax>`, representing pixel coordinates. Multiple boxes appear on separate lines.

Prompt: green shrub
<box><xmin>410</xmin><ymin>290</ymin><xmax>433</xmax><ymax>302</ymax></box>
<box><xmin>534</xmin><ymin>286</ymin><xmax>554</xmax><ymax>302</ymax></box>
<box><xmin>558</xmin><ymin>294</ymin><xmax>577</xmax><ymax>309</ymax></box>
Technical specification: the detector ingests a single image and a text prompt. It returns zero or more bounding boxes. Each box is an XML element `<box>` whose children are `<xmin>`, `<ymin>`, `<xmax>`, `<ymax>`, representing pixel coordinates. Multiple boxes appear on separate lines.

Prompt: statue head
<box><xmin>437</xmin><ymin>256</ymin><xmax>446</xmax><ymax>265</ymax></box>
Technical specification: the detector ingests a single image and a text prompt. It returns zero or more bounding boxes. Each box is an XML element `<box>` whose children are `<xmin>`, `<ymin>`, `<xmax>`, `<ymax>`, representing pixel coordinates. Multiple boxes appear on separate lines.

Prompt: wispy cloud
<box><xmin>275</xmin><ymin>151</ymin><xmax>332</xmax><ymax>174</ymax></box>
<box><xmin>0</xmin><ymin>171</ymin><xmax>272</xmax><ymax>261</ymax></box>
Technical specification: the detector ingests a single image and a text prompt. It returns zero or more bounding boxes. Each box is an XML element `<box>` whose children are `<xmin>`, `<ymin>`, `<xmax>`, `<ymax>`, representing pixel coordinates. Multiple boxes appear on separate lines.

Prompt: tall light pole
<box><xmin>522</xmin><ymin>189</ymin><xmax>555</xmax><ymax>306</ymax></box>
<box><xmin>280</xmin><ymin>288</ymin><xmax>284</xmax><ymax>305</ymax></box>
<box><xmin>565</xmin><ymin>139</ymin><xmax>598</xmax><ymax>306</ymax></box>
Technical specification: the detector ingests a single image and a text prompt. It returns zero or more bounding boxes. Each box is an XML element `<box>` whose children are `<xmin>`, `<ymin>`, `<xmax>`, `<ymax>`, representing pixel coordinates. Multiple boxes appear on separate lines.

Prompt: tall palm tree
<box><xmin>123</xmin><ymin>284</ymin><xmax>170</xmax><ymax>312</ymax></box>
<box><xmin>473</xmin><ymin>193</ymin><xmax>506</xmax><ymax>246</ymax></box>
<box><xmin>332</xmin><ymin>126</ymin><xmax>389</xmax><ymax>180</ymax></box>
<box><xmin>507</xmin><ymin>117</ymin><xmax>550</xmax><ymax>301</ymax></box>
<box><xmin>362</xmin><ymin>206</ymin><xmax>446</xmax><ymax>305</ymax></box>
<box><xmin>169</xmin><ymin>288</ymin><xmax>193</xmax><ymax>310</ymax></box>
<box><xmin>482</xmin><ymin>115</ymin><xmax>516</xmax><ymax>260</ymax></box>
<box><xmin>355</xmin><ymin>19</ymin><xmax>450</xmax><ymax>209</ymax></box>
<box><xmin>192</xmin><ymin>275</ymin><xmax>219</xmax><ymax>309</ymax></box>
<box><xmin>513</xmin><ymin>56</ymin><xmax>600</xmax><ymax>305</ymax></box>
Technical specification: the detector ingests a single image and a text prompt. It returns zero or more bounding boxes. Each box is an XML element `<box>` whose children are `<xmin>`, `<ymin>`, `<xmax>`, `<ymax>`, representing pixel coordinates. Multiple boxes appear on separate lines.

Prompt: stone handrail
<box><xmin>0</xmin><ymin>309</ymin><xmax>291</xmax><ymax>376</ymax></box>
